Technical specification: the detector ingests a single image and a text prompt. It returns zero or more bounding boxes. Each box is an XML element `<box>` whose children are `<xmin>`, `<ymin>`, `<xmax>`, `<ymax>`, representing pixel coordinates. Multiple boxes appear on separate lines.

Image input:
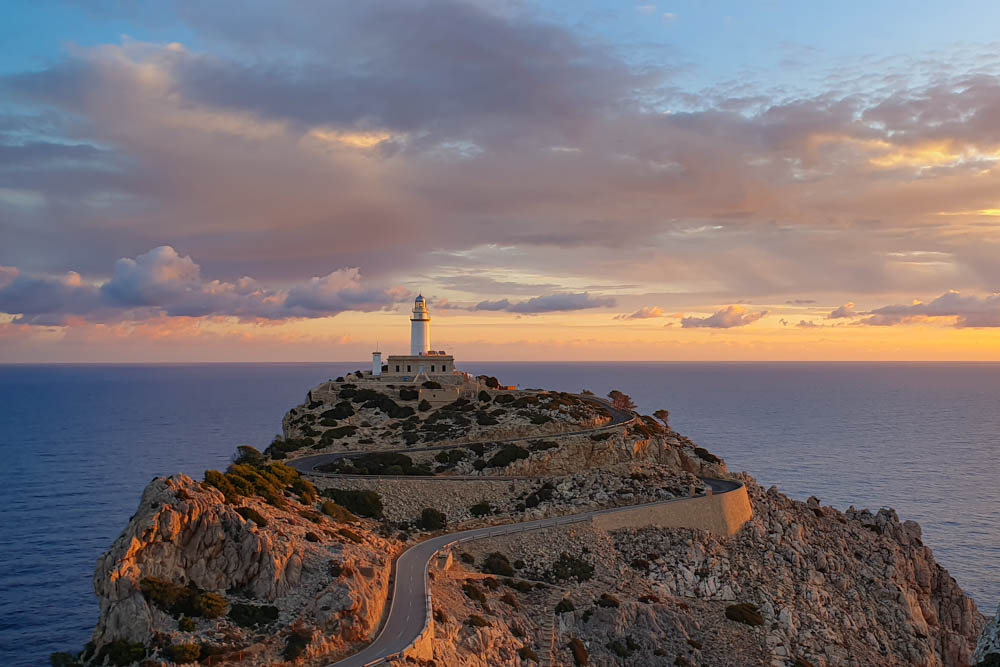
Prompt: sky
<box><xmin>3</xmin><ymin>0</ymin><xmax>1000</xmax><ymax>362</ymax></box>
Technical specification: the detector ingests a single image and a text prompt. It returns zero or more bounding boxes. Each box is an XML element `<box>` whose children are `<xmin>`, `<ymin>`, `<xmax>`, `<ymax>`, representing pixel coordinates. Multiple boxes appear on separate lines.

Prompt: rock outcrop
<box><xmin>89</xmin><ymin>473</ymin><xmax>396</xmax><ymax>665</ymax></box>
<box><xmin>977</xmin><ymin>605</ymin><xmax>1000</xmax><ymax>665</ymax></box>
<box><xmin>72</xmin><ymin>381</ymin><xmax>986</xmax><ymax>667</ymax></box>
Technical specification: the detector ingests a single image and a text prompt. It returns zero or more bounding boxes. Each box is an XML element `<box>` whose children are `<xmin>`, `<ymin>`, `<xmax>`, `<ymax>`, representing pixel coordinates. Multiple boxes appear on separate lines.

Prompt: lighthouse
<box><xmin>382</xmin><ymin>295</ymin><xmax>455</xmax><ymax>381</ymax></box>
<box><xmin>410</xmin><ymin>294</ymin><xmax>430</xmax><ymax>355</ymax></box>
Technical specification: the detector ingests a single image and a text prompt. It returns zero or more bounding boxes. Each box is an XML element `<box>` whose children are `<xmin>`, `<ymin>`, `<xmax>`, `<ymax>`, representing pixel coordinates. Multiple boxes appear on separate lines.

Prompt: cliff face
<box><xmin>430</xmin><ymin>476</ymin><xmax>984</xmax><ymax>667</ymax></box>
<box><xmin>611</xmin><ymin>477</ymin><xmax>984</xmax><ymax>666</ymax></box>
<box><xmin>76</xmin><ymin>381</ymin><xmax>986</xmax><ymax>666</ymax></box>
<box><xmin>90</xmin><ymin>474</ymin><xmax>396</xmax><ymax>665</ymax></box>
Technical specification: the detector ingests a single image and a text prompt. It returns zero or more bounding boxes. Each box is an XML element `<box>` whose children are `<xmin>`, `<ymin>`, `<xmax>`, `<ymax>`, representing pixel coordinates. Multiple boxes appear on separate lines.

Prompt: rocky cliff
<box><xmin>81</xmin><ymin>470</ymin><xmax>398</xmax><ymax>666</ymax></box>
<box><xmin>63</xmin><ymin>382</ymin><xmax>987</xmax><ymax>666</ymax></box>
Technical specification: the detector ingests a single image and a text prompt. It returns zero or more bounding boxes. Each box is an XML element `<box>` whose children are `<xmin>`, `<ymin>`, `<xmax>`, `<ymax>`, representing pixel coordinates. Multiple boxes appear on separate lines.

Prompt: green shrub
<box><xmin>418</xmin><ymin>507</ymin><xmax>447</xmax><ymax>530</ymax></box>
<box><xmin>282</xmin><ymin>629</ymin><xmax>312</xmax><ymax>661</ymax></box>
<box><xmin>508</xmin><ymin>579</ymin><xmax>533</xmax><ymax>593</ymax></box>
<box><xmin>418</xmin><ymin>399</ymin><xmax>432</xmax><ymax>411</ymax></box>
<box><xmin>466</xmin><ymin>614</ymin><xmax>489</xmax><ymax>627</ymax></box>
<box><xmin>513</xmin><ymin>559</ymin><xmax>525</xmax><ymax>569</ymax></box>
<box><xmin>550</xmin><ymin>553</ymin><xmax>594</xmax><ymax>583</ymax></box>
<box><xmin>305</xmin><ymin>531</ymin><xmax>320</xmax><ymax>542</ymax></box>
<box><xmin>469</xmin><ymin>501</ymin><xmax>493</xmax><ymax>517</ymax></box>
<box><xmin>694</xmin><ymin>447</ymin><xmax>722</xmax><ymax>464</ymax></box>
<box><xmin>482</xmin><ymin>552</ymin><xmax>514</xmax><ymax>576</ymax></box>
<box><xmin>486</xmin><ymin>444</ymin><xmax>529</xmax><ymax>468</ymax></box>
<box><xmin>204</xmin><ymin>469</ymin><xmax>239</xmax><ymax>503</ymax></box>
<box><xmin>290</xmin><ymin>477</ymin><xmax>317</xmax><ymax>503</ymax></box>
<box><xmin>555</xmin><ymin>598</ymin><xmax>575</xmax><ymax>614</ymax></box>
<box><xmin>95</xmin><ymin>640</ymin><xmax>146</xmax><ymax>666</ymax></box>
<box><xmin>399</xmin><ymin>388</ymin><xmax>419</xmax><ymax>400</ymax></box>
<box><xmin>476</xmin><ymin>412</ymin><xmax>499</xmax><ymax>426</ymax></box>
<box><xmin>589</xmin><ymin>432</ymin><xmax>612</xmax><ymax>442</ymax></box>
<box><xmin>482</xmin><ymin>577</ymin><xmax>499</xmax><ymax>591</ymax></box>
<box><xmin>49</xmin><ymin>652</ymin><xmax>79</xmax><ymax>667</ymax></box>
<box><xmin>500</xmin><ymin>592</ymin><xmax>519</xmax><ymax>610</ymax></box>
<box><xmin>234</xmin><ymin>445</ymin><xmax>265</xmax><ymax>466</ymax></box>
<box><xmin>725</xmin><ymin>603</ymin><xmax>764</xmax><ymax>626</ymax></box>
<box><xmin>459</xmin><ymin>552</ymin><xmax>475</xmax><ymax>564</ymax></box>
<box><xmin>140</xmin><ymin>577</ymin><xmax>194</xmax><ymax>617</ymax></box>
<box><xmin>228</xmin><ymin>603</ymin><xmax>280</xmax><ymax>628</ymax></box>
<box><xmin>422</xmin><ymin>381</ymin><xmax>442</xmax><ymax>389</ymax></box>
<box><xmin>177</xmin><ymin>616</ymin><xmax>195</xmax><ymax>632</ymax></box>
<box><xmin>321</xmin><ymin>401</ymin><xmax>355</xmax><ymax>420</ymax></box>
<box><xmin>518</xmin><ymin>645</ymin><xmax>539</xmax><ymax>662</ymax></box>
<box><xmin>195</xmin><ymin>592</ymin><xmax>228</xmax><ymax>618</ymax></box>
<box><xmin>235</xmin><ymin>506</ymin><xmax>267</xmax><ymax>527</ymax></box>
<box><xmin>320</xmin><ymin>500</ymin><xmax>357</xmax><ymax>523</ymax></box>
<box><xmin>568</xmin><ymin>637</ymin><xmax>588</xmax><ymax>666</ymax></box>
<box><xmin>478</xmin><ymin>390</ymin><xmax>492</xmax><ymax>402</ymax></box>
<box><xmin>596</xmin><ymin>593</ymin><xmax>619</xmax><ymax>608</ymax></box>
<box><xmin>493</xmin><ymin>393</ymin><xmax>515</xmax><ymax>404</ymax></box>
<box><xmin>338</xmin><ymin>527</ymin><xmax>364</xmax><ymax>543</ymax></box>
<box><xmin>165</xmin><ymin>643</ymin><xmax>200</xmax><ymax>663</ymax></box>
<box><xmin>321</xmin><ymin>488</ymin><xmax>383</xmax><ymax>518</ymax></box>
<box><xmin>462</xmin><ymin>582</ymin><xmax>486</xmax><ymax>603</ymax></box>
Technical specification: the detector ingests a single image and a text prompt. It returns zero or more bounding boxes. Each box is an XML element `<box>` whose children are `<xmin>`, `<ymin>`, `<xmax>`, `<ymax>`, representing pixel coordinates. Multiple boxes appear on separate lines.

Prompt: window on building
<box><xmin>407</xmin><ymin>365</ymin><xmax>411</xmax><ymax>372</ymax></box>
<box><xmin>443</xmin><ymin>365</ymin><xmax>448</xmax><ymax>371</ymax></box>
<box><xmin>395</xmin><ymin>365</ymin><xmax>400</xmax><ymax>372</ymax></box>
<box><xmin>431</xmin><ymin>365</ymin><xmax>435</xmax><ymax>372</ymax></box>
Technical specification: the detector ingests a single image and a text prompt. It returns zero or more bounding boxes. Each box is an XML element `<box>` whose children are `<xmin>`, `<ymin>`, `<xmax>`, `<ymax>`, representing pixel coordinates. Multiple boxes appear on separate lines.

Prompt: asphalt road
<box><xmin>326</xmin><ymin>478</ymin><xmax>742</xmax><ymax>667</ymax></box>
<box><xmin>287</xmin><ymin>394</ymin><xmax>741</xmax><ymax>667</ymax></box>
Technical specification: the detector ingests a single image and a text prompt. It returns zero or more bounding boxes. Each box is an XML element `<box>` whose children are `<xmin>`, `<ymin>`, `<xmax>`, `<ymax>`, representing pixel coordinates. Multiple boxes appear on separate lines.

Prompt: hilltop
<box><xmin>55</xmin><ymin>377</ymin><xmax>988</xmax><ymax>666</ymax></box>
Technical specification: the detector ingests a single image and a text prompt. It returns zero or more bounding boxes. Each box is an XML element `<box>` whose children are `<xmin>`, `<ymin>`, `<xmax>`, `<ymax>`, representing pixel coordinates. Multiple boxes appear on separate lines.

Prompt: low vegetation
<box><xmin>320</xmin><ymin>488</ymin><xmax>383</xmax><ymax>519</ymax></box>
<box><xmin>164</xmin><ymin>643</ymin><xmax>201</xmax><ymax>663</ymax></box>
<box><xmin>320</xmin><ymin>500</ymin><xmax>358</xmax><ymax>523</ymax></box>
<box><xmin>139</xmin><ymin>577</ymin><xmax>228</xmax><ymax>619</ymax></box>
<box><xmin>482</xmin><ymin>552</ymin><xmax>514</xmax><ymax>576</ymax></box>
<box><xmin>549</xmin><ymin>552</ymin><xmax>594</xmax><ymax>583</ymax></box>
<box><xmin>282</xmin><ymin>628</ymin><xmax>312</xmax><ymax>661</ymax></box>
<box><xmin>228</xmin><ymin>602</ymin><xmax>280</xmax><ymax>628</ymax></box>
<box><xmin>417</xmin><ymin>507</ymin><xmax>447</xmax><ymax>530</ymax></box>
<box><xmin>235</xmin><ymin>506</ymin><xmax>267</xmax><ymax>528</ymax></box>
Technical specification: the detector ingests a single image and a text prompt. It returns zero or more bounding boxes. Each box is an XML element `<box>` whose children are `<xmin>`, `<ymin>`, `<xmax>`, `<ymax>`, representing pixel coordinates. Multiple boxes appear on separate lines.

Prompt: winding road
<box><xmin>287</xmin><ymin>395</ymin><xmax>745</xmax><ymax>667</ymax></box>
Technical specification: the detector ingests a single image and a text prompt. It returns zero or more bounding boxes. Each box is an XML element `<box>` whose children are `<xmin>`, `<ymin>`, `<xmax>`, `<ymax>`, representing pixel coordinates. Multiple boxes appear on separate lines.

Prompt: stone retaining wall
<box><xmin>590</xmin><ymin>484</ymin><xmax>752</xmax><ymax>536</ymax></box>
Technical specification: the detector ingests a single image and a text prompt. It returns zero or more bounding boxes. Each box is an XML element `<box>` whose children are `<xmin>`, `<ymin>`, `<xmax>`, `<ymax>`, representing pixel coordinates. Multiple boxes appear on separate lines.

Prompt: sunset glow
<box><xmin>4</xmin><ymin>1</ymin><xmax>1000</xmax><ymax>361</ymax></box>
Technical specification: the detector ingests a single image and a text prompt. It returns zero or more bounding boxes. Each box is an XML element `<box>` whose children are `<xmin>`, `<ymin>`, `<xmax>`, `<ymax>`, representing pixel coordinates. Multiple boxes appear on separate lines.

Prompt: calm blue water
<box><xmin>0</xmin><ymin>362</ymin><xmax>997</xmax><ymax>665</ymax></box>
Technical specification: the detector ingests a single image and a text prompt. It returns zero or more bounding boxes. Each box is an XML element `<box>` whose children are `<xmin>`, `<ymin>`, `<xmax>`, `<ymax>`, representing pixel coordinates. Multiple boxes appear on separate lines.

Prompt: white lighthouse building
<box><xmin>410</xmin><ymin>294</ymin><xmax>430</xmax><ymax>355</ymax></box>
<box><xmin>380</xmin><ymin>295</ymin><xmax>456</xmax><ymax>382</ymax></box>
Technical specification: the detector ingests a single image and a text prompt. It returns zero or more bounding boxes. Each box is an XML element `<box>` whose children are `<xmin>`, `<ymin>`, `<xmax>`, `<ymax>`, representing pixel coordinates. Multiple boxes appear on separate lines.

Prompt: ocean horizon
<box><xmin>1</xmin><ymin>361</ymin><xmax>997</xmax><ymax>665</ymax></box>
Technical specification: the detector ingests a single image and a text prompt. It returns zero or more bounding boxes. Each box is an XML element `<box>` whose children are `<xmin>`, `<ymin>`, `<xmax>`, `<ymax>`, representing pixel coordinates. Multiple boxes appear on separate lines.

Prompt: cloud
<box><xmin>5</xmin><ymin>3</ymin><xmax>1000</xmax><ymax>321</ymax></box>
<box><xmin>827</xmin><ymin>302</ymin><xmax>857</xmax><ymax>319</ymax></box>
<box><xmin>474</xmin><ymin>292</ymin><xmax>616</xmax><ymax>314</ymax></box>
<box><xmin>786</xmin><ymin>299</ymin><xmax>816</xmax><ymax>304</ymax></box>
<box><xmin>796</xmin><ymin>320</ymin><xmax>820</xmax><ymax>328</ymax></box>
<box><xmin>662</xmin><ymin>12</ymin><xmax>678</xmax><ymax>22</ymax></box>
<box><xmin>0</xmin><ymin>246</ymin><xmax>406</xmax><ymax>325</ymax></box>
<box><xmin>861</xmin><ymin>291</ymin><xmax>1000</xmax><ymax>327</ymax></box>
<box><xmin>615</xmin><ymin>305</ymin><xmax>665</xmax><ymax>320</ymax></box>
<box><xmin>636</xmin><ymin>4</ymin><xmax>657</xmax><ymax>15</ymax></box>
<box><xmin>681</xmin><ymin>305</ymin><xmax>767</xmax><ymax>328</ymax></box>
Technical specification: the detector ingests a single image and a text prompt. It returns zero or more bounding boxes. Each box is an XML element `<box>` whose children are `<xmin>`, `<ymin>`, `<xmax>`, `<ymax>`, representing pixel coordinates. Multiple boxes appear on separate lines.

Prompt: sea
<box><xmin>0</xmin><ymin>362</ymin><xmax>997</xmax><ymax>665</ymax></box>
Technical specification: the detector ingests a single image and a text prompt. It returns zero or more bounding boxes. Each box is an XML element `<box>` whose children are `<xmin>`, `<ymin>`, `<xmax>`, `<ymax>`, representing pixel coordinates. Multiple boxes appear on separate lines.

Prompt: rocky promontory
<box><xmin>56</xmin><ymin>377</ymin><xmax>989</xmax><ymax>666</ymax></box>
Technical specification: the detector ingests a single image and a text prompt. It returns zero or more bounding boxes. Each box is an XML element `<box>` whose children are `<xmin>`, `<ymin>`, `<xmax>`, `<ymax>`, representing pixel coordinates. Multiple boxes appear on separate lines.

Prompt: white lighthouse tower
<box><xmin>410</xmin><ymin>295</ymin><xmax>430</xmax><ymax>355</ymax></box>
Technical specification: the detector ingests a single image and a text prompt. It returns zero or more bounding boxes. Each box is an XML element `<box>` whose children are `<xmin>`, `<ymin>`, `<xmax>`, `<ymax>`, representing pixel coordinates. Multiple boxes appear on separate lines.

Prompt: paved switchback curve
<box><xmin>287</xmin><ymin>395</ymin><xmax>749</xmax><ymax>667</ymax></box>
